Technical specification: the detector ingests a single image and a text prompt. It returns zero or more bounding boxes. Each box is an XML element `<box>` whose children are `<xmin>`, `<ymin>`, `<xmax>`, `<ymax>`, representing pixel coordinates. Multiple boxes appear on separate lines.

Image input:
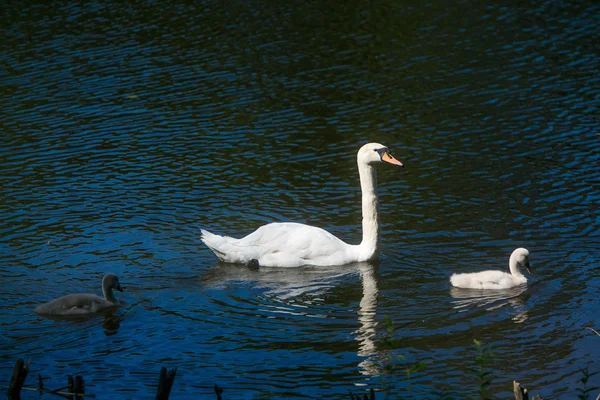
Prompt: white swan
<box><xmin>450</xmin><ymin>248</ymin><xmax>531</xmax><ymax>289</ymax></box>
<box><xmin>201</xmin><ymin>143</ymin><xmax>403</xmax><ymax>268</ymax></box>
<box><xmin>35</xmin><ymin>273</ymin><xmax>123</xmax><ymax>316</ymax></box>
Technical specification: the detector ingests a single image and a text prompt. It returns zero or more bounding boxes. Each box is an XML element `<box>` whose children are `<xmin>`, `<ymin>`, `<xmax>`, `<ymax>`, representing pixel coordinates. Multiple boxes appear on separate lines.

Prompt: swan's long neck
<box><xmin>508</xmin><ymin>254</ymin><xmax>524</xmax><ymax>278</ymax></box>
<box><xmin>358</xmin><ymin>162</ymin><xmax>379</xmax><ymax>260</ymax></box>
<box><xmin>103</xmin><ymin>283</ymin><xmax>118</xmax><ymax>304</ymax></box>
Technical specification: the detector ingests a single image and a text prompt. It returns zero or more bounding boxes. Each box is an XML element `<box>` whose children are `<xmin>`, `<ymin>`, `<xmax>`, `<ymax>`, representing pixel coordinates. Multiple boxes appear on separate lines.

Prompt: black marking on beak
<box><xmin>375</xmin><ymin>147</ymin><xmax>390</xmax><ymax>159</ymax></box>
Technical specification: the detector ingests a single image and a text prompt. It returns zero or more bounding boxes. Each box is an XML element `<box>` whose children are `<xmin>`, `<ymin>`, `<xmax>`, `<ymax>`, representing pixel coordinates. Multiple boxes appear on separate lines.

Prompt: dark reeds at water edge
<box><xmin>4</xmin><ymin>358</ymin><xmax>561</xmax><ymax>400</ymax></box>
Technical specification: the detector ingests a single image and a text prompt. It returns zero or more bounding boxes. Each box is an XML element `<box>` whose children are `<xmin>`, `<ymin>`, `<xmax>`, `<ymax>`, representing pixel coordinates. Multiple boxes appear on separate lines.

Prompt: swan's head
<box><xmin>103</xmin><ymin>273</ymin><xmax>124</xmax><ymax>292</ymax></box>
<box><xmin>358</xmin><ymin>143</ymin><xmax>403</xmax><ymax>167</ymax></box>
<box><xmin>511</xmin><ymin>248</ymin><xmax>531</xmax><ymax>273</ymax></box>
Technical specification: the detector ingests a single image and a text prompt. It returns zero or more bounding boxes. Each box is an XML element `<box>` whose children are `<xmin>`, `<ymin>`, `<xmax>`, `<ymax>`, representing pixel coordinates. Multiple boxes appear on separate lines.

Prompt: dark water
<box><xmin>1</xmin><ymin>0</ymin><xmax>599</xmax><ymax>398</ymax></box>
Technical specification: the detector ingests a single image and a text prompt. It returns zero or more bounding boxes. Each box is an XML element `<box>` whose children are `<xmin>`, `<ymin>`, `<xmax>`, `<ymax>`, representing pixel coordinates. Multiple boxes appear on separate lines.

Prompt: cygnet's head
<box><xmin>103</xmin><ymin>273</ymin><xmax>124</xmax><ymax>292</ymax></box>
<box><xmin>511</xmin><ymin>248</ymin><xmax>531</xmax><ymax>273</ymax></box>
<box><xmin>358</xmin><ymin>143</ymin><xmax>404</xmax><ymax>167</ymax></box>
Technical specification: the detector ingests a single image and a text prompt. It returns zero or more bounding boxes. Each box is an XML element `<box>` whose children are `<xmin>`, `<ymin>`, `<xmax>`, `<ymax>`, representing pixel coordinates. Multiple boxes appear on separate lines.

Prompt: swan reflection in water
<box><xmin>201</xmin><ymin>261</ymin><xmax>371</xmax><ymax>299</ymax></box>
<box><xmin>37</xmin><ymin>308</ymin><xmax>126</xmax><ymax>336</ymax></box>
<box><xmin>449</xmin><ymin>285</ymin><xmax>529</xmax><ymax>323</ymax></box>
<box><xmin>355</xmin><ymin>263</ymin><xmax>380</xmax><ymax>377</ymax></box>
<box><xmin>201</xmin><ymin>261</ymin><xmax>381</xmax><ymax>376</ymax></box>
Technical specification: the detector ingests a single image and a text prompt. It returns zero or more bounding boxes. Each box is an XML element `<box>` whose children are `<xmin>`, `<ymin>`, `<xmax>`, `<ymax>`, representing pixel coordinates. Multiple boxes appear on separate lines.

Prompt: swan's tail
<box><xmin>200</xmin><ymin>229</ymin><xmax>228</xmax><ymax>259</ymax></box>
<box><xmin>449</xmin><ymin>273</ymin><xmax>466</xmax><ymax>288</ymax></box>
<box><xmin>201</xmin><ymin>229</ymin><xmax>254</xmax><ymax>264</ymax></box>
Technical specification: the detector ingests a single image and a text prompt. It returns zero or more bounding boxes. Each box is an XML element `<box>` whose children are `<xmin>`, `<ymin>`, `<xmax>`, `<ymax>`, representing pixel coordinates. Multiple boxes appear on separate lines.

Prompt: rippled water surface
<box><xmin>1</xmin><ymin>0</ymin><xmax>599</xmax><ymax>398</ymax></box>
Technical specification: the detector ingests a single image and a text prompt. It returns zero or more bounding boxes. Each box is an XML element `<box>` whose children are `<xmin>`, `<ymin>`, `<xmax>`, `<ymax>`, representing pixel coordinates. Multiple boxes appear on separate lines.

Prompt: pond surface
<box><xmin>1</xmin><ymin>0</ymin><xmax>599</xmax><ymax>398</ymax></box>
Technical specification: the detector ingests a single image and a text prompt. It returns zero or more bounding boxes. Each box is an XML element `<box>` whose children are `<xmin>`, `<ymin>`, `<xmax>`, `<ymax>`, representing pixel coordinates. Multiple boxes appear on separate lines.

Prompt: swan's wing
<box><xmin>450</xmin><ymin>270</ymin><xmax>510</xmax><ymax>289</ymax></box>
<box><xmin>202</xmin><ymin>222</ymin><xmax>354</xmax><ymax>266</ymax></box>
<box><xmin>240</xmin><ymin>223</ymin><xmax>346</xmax><ymax>249</ymax></box>
<box><xmin>35</xmin><ymin>293</ymin><xmax>112</xmax><ymax>315</ymax></box>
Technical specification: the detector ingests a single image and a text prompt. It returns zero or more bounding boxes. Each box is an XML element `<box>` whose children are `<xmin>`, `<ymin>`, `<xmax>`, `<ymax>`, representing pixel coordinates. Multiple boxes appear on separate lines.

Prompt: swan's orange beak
<box><xmin>382</xmin><ymin>152</ymin><xmax>403</xmax><ymax>166</ymax></box>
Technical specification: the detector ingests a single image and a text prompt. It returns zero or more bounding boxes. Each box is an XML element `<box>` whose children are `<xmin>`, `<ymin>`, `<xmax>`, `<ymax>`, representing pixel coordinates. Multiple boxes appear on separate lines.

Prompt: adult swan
<box><xmin>201</xmin><ymin>143</ymin><xmax>404</xmax><ymax>268</ymax></box>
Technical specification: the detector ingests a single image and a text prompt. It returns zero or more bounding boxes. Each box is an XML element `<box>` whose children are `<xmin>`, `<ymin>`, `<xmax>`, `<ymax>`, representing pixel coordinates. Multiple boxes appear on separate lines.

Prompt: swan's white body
<box><xmin>201</xmin><ymin>143</ymin><xmax>403</xmax><ymax>268</ymax></box>
<box><xmin>450</xmin><ymin>248</ymin><xmax>531</xmax><ymax>290</ymax></box>
<box><xmin>35</xmin><ymin>273</ymin><xmax>123</xmax><ymax>316</ymax></box>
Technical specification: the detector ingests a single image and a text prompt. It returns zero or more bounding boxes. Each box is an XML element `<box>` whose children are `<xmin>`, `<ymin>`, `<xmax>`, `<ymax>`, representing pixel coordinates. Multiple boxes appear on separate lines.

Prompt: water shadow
<box><xmin>200</xmin><ymin>261</ymin><xmax>383</xmax><ymax>377</ymax></box>
<box><xmin>449</xmin><ymin>285</ymin><xmax>529</xmax><ymax>323</ymax></box>
<box><xmin>200</xmin><ymin>261</ymin><xmax>369</xmax><ymax>299</ymax></box>
<box><xmin>36</xmin><ymin>307</ymin><xmax>126</xmax><ymax>336</ymax></box>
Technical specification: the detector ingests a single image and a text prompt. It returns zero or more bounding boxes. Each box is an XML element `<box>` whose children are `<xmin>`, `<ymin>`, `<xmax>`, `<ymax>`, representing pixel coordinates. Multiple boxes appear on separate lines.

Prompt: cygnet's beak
<box><xmin>382</xmin><ymin>151</ymin><xmax>403</xmax><ymax>167</ymax></box>
<box><xmin>524</xmin><ymin>260</ymin><xmax>532</xmax><ymax>274</ymax></box>
<box><xmin>116</xmin><ymin>282</ymin><xmax>124</xmax><ymax>292</ymax></box>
